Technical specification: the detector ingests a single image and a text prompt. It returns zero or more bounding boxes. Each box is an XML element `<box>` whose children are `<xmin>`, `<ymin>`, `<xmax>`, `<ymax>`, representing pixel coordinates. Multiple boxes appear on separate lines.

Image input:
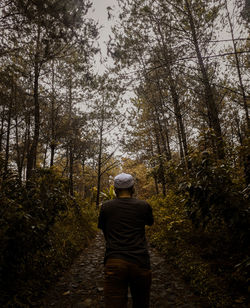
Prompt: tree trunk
<box><xmin>235</xmin><ymin>114</ymin><xmax>243</xmax><ymax>146</ymax></box>
<box><xmin>0</xmin><ymin>105</ymin><xmax>5</xmax><ymax>153</ymax></box>
<box><xmin>43</xmin><ymin>145</ymin><xmax>48</xmax><ymax>168</ymax></box>
<box><xmin>15</xmin><ymin>116</ymin><xmax>23</xmax><ymax>181</ymax></box>
<box><xmin>81</xmin><ymin>157</ymin><xmax>86</xmax><ymax>198</ymax></box>
<box><xmin>96</xmin><ymin>111</ymin><xmax>104</xmax><ymax>208</ymax></box>
<box><xmin>50</xmin><ymin>143</ymin><xmax>55</xmax><ymax>167</ymax></box>
<box><xmin>154</xmin><ymin>17</ymin><xmax>188</xmax><ymax>160</ymax></box>
<box><xmin>224</xmin><ymin>0</ymin><xmax>249</xmax><ymax>132</ymax></box>
<box><xmin>164</xmin><ymin>62</ymin><xmax>187</xmax><ymax>159</ymax></box>
<box><xmin>176</xmin><ymin>117</ymin><xmax>184</xmax><ymax>159</ymax></box>
<box><xmin>26</xmin><ymin>24</ymin><xmax>41</xmax><ymax>180</ymax></box>
<box><xmin>159</xmin><ymin>99</ymin><xmax>172</xmax><ymax>160</ymax></box>
<box><xmin>4</xmin><ymin>99</ymin><xmax>12</xmax><ymax>175</ymax></box>
<box><xmin>185</xmin><ymin>0</ymin><xmax>224</xmax><ymax>159</ymax></box>
<box><xmin>50</xmin><ymin>60</ymin><xmax>56</xmax><ymax>167</ymax></box>
<box><xmin>154</xmin><ymin>175</ymin><xmax>159</xmax><ymax>195</ymax></box>
<box><xmin>69</xmin><ymin>142</ymin><xmax>74</xmax><ymax>196</ymax></box>
<box><xmin>68</xmin><ymin>72</ymin><xmax>74</xmax><ymax>196</ymax></box>
<box><xmin>154</xmin><ymin>106</ymin><xmax>170</xmax><ymax>160</ymax></box>
<box><xmin>63</xmin><ymin>145</ymin><xmax>69</xmax><ymax>178</ymax></box>
<box><xmin>24</xmin><ymin>113</ymin><xmax>31</xmax><ymax>181</ymax></box>
<box><xmin>153</xmin><ymin>117</ymin><xmax>166</xmax><ymax>196</ymax></box>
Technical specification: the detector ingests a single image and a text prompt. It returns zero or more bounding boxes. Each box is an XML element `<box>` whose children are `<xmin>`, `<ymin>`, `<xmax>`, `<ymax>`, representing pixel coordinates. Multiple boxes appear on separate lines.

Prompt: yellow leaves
<box><xmin>234</xmin><ymin>297</ymin><xmax>246</xmax><ymax>304</ymax></box>
<box><xmin>169</xmin><ymin>219</ymin><xmax>185</xmax><ymax>226</ymax></box>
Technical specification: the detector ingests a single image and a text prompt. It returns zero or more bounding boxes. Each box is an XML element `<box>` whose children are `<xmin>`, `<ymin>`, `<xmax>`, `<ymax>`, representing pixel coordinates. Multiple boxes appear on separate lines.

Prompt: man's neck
<box><xmin>118</xmin><ymin>192</ymin><xmax>132</xmax><ymax>198</ymax></box>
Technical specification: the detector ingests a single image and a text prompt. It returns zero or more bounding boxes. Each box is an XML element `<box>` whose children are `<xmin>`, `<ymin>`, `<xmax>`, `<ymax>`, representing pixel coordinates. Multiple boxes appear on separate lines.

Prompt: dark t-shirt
<box><xmin>98</xmin><ymin>197</ymin><xmax>154</xmax><ymax>269</ymax></box>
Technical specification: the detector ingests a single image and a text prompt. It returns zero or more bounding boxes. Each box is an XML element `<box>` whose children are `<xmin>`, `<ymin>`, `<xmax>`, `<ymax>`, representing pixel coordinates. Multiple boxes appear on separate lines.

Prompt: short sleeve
<box><xmin>146</xmin><ymin>203</ymin><xmax>154</xmax><ymax>226</ymax></box>
<box><xmin>98</xmin><ymin>204</ymin><xmax>105</xmax><ymax>230</ymax></box>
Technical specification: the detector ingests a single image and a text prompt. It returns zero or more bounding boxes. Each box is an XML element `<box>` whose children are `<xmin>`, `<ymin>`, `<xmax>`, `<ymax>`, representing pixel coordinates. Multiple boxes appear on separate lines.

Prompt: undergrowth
<box><xmin>147</xmin><ymin>193</ymin><xmax>249</xmax><ymax>308</ymax></box>
<box><xmin>0</xmin><ymin>164</ymin><xmax>98</xmax><ymax>307</ymax></box>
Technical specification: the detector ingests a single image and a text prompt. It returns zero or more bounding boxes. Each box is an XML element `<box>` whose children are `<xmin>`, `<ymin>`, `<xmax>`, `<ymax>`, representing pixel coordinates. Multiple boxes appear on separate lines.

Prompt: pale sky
<box><xmin>88</xmin><ymin>0</ymin><xmax>118</xmax><ymax>73</ymax></box>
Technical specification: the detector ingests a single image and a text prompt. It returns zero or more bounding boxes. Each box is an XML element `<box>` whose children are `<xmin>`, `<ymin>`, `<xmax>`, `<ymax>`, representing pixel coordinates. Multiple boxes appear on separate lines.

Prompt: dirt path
<box><xmin>43</xmin><ymin>232</ymin><xmax>209</xmax><ymax>308</ymax></box>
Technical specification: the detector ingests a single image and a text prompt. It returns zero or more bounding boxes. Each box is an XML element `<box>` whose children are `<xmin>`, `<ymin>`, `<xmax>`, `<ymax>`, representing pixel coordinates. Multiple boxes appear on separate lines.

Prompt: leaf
<box><xmin>234</xmin><ymin>297</ymin><xmax>245</xmax><ymax>303</ymax></box>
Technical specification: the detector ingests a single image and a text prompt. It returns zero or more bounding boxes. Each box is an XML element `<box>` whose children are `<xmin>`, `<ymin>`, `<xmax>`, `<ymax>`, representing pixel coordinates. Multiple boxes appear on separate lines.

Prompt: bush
<box><xmin>147</xmin><ymin>151</ymin><xmax>250</xmax><ymax>307</ymax></box>
<box><xmin>0</xmin><ymin>162</ymin><xmax>97</xmax><ymax>307</ymax></box>
<box><xmin>179</xmin><ymin>151</ymin><xmax>250</xmax><ymax>250</ymax></box>
<box><xmin>147</xmin><ymin>194</ymin><xmax>233</xmax><ymax>307</ymax></box>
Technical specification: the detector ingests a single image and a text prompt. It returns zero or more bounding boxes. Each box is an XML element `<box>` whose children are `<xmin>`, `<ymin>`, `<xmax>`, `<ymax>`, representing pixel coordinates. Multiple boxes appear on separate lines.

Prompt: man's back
<box><xmin>98</xmin><ymin>173</ymin><xmax>154</xmax><ymax>308</ymax></box>
<box><xmin>98</xmin><ymin>197</ymin><xmax>154</xmax><ymax>269</ymax></box>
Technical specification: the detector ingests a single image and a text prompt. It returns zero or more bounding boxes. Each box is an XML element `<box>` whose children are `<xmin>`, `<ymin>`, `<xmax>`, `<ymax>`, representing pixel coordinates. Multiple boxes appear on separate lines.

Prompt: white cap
<box><xmin>114</xmin><ymin>173</ymin><xmax>134</xmax><ymax>189</ymax></box>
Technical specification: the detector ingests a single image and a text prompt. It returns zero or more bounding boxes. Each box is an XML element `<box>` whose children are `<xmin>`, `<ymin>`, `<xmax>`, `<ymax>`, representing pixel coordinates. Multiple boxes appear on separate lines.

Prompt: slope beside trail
<box><xmin>43</xmin><ymin>232</ymin><xmax>209</xmax><ymax>308</ymax></box>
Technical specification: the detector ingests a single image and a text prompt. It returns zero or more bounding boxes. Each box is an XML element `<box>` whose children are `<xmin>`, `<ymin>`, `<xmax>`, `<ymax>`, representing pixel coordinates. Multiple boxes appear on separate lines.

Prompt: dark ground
<box><xmin>43</xmin><ymin>232</ymin><xmax>210</xmax><ymax>307</ymax></box>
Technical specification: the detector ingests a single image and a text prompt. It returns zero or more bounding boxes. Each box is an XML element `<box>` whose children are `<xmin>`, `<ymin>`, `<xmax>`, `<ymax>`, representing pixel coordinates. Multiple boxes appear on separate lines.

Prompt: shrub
<box><xmin>0</xmin><ymin>162</ymin><xmax>97</xmax><ymax>307</ymax></box>
<box><xmin>147</xmin><ymin>194</ymin><xmax>232</xmax><ymax>307</ymax></box>
<box><xmin>179</xmin><ymin>151</ymin><xmax>250</xmax><ymax>250</ymax></box>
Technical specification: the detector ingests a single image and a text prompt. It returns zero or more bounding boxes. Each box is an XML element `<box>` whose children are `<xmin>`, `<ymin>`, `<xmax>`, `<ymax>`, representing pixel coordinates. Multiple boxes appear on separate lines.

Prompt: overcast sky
<box><xmin>88</xmin><ymin>0</ymin><xmax>118</xmax><ymax>73</ymax></box>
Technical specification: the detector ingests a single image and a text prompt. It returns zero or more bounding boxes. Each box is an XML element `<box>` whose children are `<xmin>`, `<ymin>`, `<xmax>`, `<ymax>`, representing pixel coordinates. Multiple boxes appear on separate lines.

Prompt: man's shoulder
<box><xmin>103</xmin><ymin>199</ymin><xmax>118</xmax><ymax>204</ymax></box>
<box><xmin>101</xmin><ymin>198</ymin><xmax>151</xmax><ymax>209</ymax></box>
<box><xmin>133</xmin><ymin>198</ymin><xmax>151</xmax><ymax>207</ymax></box>
<box><xmin>127</xmin><ymin>198</ymin><xmax>152</xmax><ymax>212</ymax></box>
<box><xmin>136</xmin><ymin>198</ymin><xmax>150</xmax><ymax>205</ymax></box>
<box><xmin>101</xmin><ymin>199</ymin><xmax>118</xmax><ymax>208</ymax></box>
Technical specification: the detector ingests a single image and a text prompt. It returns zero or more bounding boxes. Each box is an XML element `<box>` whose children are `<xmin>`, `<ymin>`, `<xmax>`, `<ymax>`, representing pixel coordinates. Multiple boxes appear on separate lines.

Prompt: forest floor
<box><xmin>42</xmin><ymin>231</ymin><xmax>210</xmax><ymax>308</ymax></box>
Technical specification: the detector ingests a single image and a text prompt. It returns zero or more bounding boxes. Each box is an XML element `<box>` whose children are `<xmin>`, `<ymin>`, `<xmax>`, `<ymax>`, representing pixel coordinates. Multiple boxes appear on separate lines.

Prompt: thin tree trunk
<box><xmin>185</xmin><ymin>0</ymin><xmax>224</xmax><ymax>159</ymax></box>
<box><xmin>62</xmin><ymin>145</ymin><xmax>69</xmax><ymax>178</ymax></box>
<box><xmin>0</xmin><ymin>105</ymin><xmax>5</xmax><ymax>153</ymax></box>
<box><xmin>148</xmin><ymin>136</ymin><xmax>159</xmax><ymax>194</ymax></box>
<box><xmin>15</xmin><ymin>116</ymin><xmax>23</xmax><ymax>181</ymax></box>
<box><xmin>154</xmin><ymin>106</ymin><xmax>170</xmax><ymax>160</ymax></box>
<box><xmin>4</xmin><ymin>99</ymin><xmax>12</xmax><ymax>175</ymax></box>
<box><xmin>224</xmin><ymin>0</ymin><xmax>249</xmax><ymax>131</ymax></box>
<box><xmin>235</xmin><ymin>114</ymin><xmax>243</xmax><ymax>146</ymax></box>
<box><xmin>27</xmin><ymin>24</ymin><xmax>41</xmax><ymax>180</ymax></box>
<box><xmin>153</xmin><ymin>117</ymin><xmax>166</xmax><ymax>196</ymax></box>
<box><xmin>155</xmin><ymin>18</ymin><xmax>188</xmax><ymax>159</ymax></box>
<box><xmin>43</xmin><ymin>145</ymin><xmax>48</xmax><ymax>168</ymax></box>
<box><xmin>69</xmin><ymin>143</ymin><xmax>74</xmax><ymax>196</ymax></box>
<box><xmin>14</xmin><ymin>80</ymin><xmax>24</xmax><ymax>181</ymax></box>
<box><xmin>176</xmin><ymin>118</ymin><xmax>184</xmax><ymax>159</ymax></box>
<box><xmin>96</xmin><ymin>111</ymin><xmax>104</xmax><ymax>208</ymax></box>
<box><xmin>81</xmin><ymin>157</ymin><xmax>86</xmax><ymax>198</ymax></box>
<box><xmin>50</xmin><ymin>142</ymin><xmax>55</xmax><ymax>167</ymax></box>
<box><xmin>24</xmin><ymin>113</ymin><xmax>31</xmax><ymax>181</ymax></box>
<box><xmin>159</xmin><ymin>99</ymin><xmax>172</xmax><ymax>160</ymax></box>
<box><xmin>154</xmin><ymin>175</ymin><xmax>159</xmax><ymax>194</ymax></box>
<box><xmin>68</xmin><ymin>72</ymin><xmax>74</xmax><ymax>196</ymax></box>
<box><xmin>50</xmin><ymin>60</ymin><xmax>56</xmax><ymax>167</ymax></box>
<box><xmin>164</xmin><ymin>61</ymin><xmax>187</xmax><ymax>159</ymax></box>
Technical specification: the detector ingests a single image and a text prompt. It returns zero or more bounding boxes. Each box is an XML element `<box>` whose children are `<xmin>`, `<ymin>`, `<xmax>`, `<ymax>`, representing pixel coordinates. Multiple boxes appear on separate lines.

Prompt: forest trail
<box><xmin>43</xmin><ymin>232</ymin><xmax>209</xmax><ymax>308</ymax></box>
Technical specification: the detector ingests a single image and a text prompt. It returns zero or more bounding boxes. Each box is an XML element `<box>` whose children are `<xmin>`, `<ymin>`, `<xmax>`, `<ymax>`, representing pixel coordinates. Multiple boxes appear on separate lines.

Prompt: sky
<box><xmin>87</xmin><ymin>0</ymin><xmax>248</xmax><ymax>76</ymax></box>
<box><xmin>88</xmin><ymin>0</ymin><xmax>118</xmax><ymax>73</ymax></box>
<box><xmin>85</xmin><ymin>0</ymin><xmax>249</xmax><ymax>157</ymax></box>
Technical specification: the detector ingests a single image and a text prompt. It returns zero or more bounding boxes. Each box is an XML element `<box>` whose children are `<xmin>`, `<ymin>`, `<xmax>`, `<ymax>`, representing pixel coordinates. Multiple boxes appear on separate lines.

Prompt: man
<box><xmin>98</xmin><ymin>173</ymin><xmax>154</xmax><ymax>308</ymax></box>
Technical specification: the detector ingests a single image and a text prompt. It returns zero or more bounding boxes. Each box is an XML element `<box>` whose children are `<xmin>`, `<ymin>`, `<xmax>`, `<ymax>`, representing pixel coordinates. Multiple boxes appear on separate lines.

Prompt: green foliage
<box><xmin>0</xmin><ymin>159</ymin><xmax>97</xmax><ymax>307</ymax></box>
<box><xmin>179</xmin><ymin>151</ymin><xmax>249</xmax><ymax>248</ymax></box>
<box><xmin>100</xmin><ymin>185</ymin><xmax>116</xmax><ymax>201</ymax></box>
<box><xmin>147</xmin><ymin>193</ymin><xmax>190</xmax><ymax>254</ymax></box>
<box><xmin>147</xmin><ymin>150</ymin><xmax>250</xmax><ymax>307</ymax></box>
<box><xmin>148</xmin><ymin>194</ymin><xmax>238</xmax><ymax>307</ymax></box>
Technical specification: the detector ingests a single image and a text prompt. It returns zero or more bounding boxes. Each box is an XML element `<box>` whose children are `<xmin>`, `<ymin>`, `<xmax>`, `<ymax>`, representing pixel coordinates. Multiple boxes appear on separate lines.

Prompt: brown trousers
<box><xmin>104</xmin><ymin>258</ymin><xmax>152</xmax><ymax>308</ymax></box>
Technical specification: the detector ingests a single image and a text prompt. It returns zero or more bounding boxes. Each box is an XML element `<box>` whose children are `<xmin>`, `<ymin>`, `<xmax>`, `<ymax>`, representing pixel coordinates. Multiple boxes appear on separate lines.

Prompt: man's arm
<box><xmin>146</xmin><ymin>204</ymin><xmax>154</xmax><ymax>226</ymax></box>
<box><xmin>98</xmin><ymin>205</ymin><xmax>105</xmax><ymax>230</ymax></box>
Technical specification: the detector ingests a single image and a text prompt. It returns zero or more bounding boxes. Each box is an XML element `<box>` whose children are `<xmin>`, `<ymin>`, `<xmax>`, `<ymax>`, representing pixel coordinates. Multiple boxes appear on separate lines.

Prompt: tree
<box><xmin>90</xmin><ymin>75</ymin><xmax>123</xmax><ymax>207</ymax></box>
<box><xmin>111</xmin><ymin>0</ymin><xmax>227</xmax><ymax>159</ymax></box>
<box><xmin>0</xmin><ymin>0</ymin><xmax>98</xmax><ymax>180</ymax></box>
